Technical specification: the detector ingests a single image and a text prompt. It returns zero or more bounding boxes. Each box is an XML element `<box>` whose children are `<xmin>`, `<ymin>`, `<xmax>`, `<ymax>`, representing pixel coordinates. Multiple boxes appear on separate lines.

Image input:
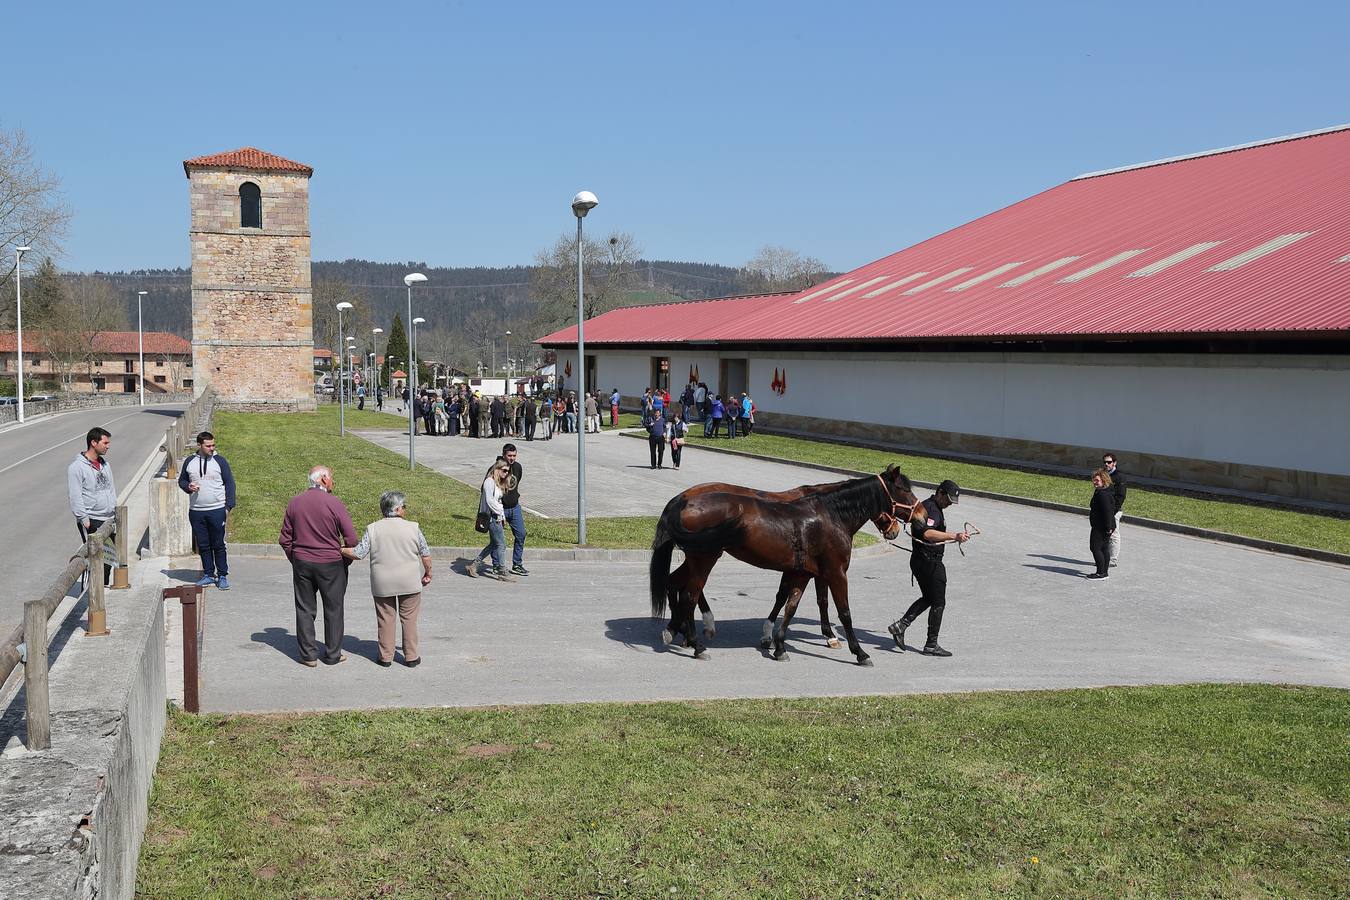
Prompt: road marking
<box><xmin>0</xmin><ymin>409</ymin><xmax>156</xmax><ymax>477</ymax></box>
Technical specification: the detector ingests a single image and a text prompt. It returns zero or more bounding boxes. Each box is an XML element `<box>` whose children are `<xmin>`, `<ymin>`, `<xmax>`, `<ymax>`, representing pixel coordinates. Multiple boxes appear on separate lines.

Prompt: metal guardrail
<box><xmin>0</xmin><ymin>516</ymin><xmax>120</xmax><ymax>751</ymax></box>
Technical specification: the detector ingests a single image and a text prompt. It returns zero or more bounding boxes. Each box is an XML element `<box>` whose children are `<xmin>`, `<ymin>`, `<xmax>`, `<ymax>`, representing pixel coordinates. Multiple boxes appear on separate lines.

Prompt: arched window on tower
<box><xmin>239</xmin><ymin>181</ymin><xmax>262</xmax><ymax>228</ymax></box>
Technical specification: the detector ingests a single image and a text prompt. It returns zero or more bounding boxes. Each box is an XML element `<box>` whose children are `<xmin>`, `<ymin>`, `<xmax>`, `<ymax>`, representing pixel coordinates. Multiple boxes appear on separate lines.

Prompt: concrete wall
<box><xmin>189</xmin><ymin>166</ymin><xmax>314</xmax><ymax>411</ymax></box>
<box><xmin>0</xmin><ymin>393</ymin><xmax>193</xmax><ymax>426</ymax></box>
<box><xmin>555</xmin><ymin>347</ymin><xmax>1350</xmax><ymax>502</ymax></box>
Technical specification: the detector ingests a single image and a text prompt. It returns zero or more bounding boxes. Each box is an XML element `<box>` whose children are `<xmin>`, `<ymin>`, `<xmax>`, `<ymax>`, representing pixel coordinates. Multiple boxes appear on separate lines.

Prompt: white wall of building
<box><xmin>555</xmin><ymin>347</ymin><xmax>1350</xmax><ymax>476</ymax></box>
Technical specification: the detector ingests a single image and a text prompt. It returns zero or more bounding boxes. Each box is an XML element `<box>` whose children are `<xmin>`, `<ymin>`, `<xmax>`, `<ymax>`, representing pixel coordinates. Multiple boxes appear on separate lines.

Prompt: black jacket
<box><xmin>1108</xmin><ymin>467</ymin><xmax>1126</xmax><ymax>512</ymax></box>
<box><xmin>1090</xmin><ymin>487</ymin><xmax>1116</xmax><ymax>531</ymax></box>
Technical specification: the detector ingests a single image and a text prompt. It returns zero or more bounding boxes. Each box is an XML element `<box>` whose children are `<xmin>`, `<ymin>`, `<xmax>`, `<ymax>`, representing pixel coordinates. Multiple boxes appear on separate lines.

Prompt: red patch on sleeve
<box><xmin>926</xmin><ymin>518</ymin><xmax>935</xmax><ymax>526</ymax></box>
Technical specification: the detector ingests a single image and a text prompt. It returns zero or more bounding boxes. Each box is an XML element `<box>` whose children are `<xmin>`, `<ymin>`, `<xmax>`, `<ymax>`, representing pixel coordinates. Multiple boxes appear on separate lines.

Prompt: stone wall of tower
<box><xmin>188</xmin><ymin>167</ymin><xmax>314</xmax><ymax>410</ymax></box>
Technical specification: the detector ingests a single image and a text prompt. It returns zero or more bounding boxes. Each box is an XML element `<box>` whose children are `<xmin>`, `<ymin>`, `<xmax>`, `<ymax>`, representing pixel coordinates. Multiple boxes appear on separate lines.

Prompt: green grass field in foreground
<box><xmin>138</xmin><ymin>684</ymin><xmax>1349</xmax><ymax>898</ymax></box>
<box><xmin>614</xmin><ymin>413</ymin><xmax>1350</xmax><ymax>554</ymax></box>
<box><xmin>214</xmin><ymin>405</ymin><xmax>874</xmax><ymax>549</ymax></box>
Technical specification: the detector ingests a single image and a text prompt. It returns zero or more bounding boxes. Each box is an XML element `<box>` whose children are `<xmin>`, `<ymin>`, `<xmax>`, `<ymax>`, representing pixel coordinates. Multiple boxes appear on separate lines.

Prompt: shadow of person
<box><xmin>250</xmin><ymin>626</ymin><xmax>301</xmax><ymax>660</ymax></box>
<box><xmin>1026</xmin><ymin>553</ymin><xmax>1094</xmax><ymax>566</ymax></box>
<box><xmin>341</xmin><ymin>634</ymin><xmax>383</xmax><ymax>663</ymax></box>
<box><xmin>1022</xmin><ymin>563</ymin><xmax>1090</xmax><ymax>577</ymax></box>
<box><xmin>161</xmin><ymin>568</ymin><xmax>204</xmax><ymax>583</ymax></box>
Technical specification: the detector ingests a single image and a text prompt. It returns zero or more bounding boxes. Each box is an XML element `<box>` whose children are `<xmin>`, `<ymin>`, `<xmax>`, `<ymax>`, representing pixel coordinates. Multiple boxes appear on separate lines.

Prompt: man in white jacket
<box><xmin>67</xmin><ymin>427</ymin><xmax>116</xmax><ymax>586</ymax></box>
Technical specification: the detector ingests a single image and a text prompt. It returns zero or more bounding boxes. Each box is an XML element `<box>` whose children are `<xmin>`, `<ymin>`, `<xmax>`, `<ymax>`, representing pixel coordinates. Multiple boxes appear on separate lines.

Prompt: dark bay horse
<box><xmin>661</xmin><ymin>479</ymin><xmax>903</xmax><ymax>649</ymax></box>
<box><xmin>650</xmin><ymin>466</ymin><xmax>919</xmax><ymax>664</ymax></box>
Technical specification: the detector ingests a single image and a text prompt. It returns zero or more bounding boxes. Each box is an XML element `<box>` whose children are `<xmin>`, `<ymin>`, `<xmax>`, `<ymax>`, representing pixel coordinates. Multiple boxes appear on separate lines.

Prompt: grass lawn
<box><xmin>614</xmin><ymin>414</ymin><xmax>1350</xmax><ymax>554</ymax></box>
<box><xmin>138</xmin><ymin>684</ymin><xmax>1349</xmax><ymax>898</ymax></box>
<box><xmin>216</xmin><ymin>406</ymin><xmax>655</xmax><ymax>549</ymax></box>
<box><xmin>214</xmin><ymin>405</ymin><xmax>874</xmax><ymax>550</ymax></box>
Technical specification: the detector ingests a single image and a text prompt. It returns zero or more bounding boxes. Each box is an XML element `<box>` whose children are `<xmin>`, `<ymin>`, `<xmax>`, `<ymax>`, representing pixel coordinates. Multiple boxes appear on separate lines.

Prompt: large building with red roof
<box><xmin>540</xmin><ymin>125</ymin><xmax>1350</xmax><ymax>504</ymax></box>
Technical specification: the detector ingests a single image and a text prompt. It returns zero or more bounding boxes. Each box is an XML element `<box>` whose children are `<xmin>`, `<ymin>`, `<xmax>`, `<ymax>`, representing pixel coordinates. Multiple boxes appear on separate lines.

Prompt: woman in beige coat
<box><xmin>343</xmin><ymin>490</ymin><xmax>433</xmax><ymax>667</ymax></box>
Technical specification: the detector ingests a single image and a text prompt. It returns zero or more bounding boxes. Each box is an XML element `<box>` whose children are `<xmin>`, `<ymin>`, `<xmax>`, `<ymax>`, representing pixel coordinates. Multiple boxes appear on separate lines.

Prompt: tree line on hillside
<box><xmin>3</xmin><ymin>124</ymin><xmax>836</xmax><ymax>382</ymax></box>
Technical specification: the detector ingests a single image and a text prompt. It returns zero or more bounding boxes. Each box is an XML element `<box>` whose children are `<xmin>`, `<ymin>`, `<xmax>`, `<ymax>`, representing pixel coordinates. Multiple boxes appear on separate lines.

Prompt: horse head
<box><xmin>875</xmin><ymin>465</ymin><xmax>919</xmax><ymax>538</ymax></box>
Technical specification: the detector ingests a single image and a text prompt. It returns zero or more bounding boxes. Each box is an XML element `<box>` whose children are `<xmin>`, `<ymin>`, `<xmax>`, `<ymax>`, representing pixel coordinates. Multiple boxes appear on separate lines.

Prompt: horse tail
<box><xmin>650</xmin><ymin>496</ymin><xmax>682</xmax><ymax>618</ymax></box>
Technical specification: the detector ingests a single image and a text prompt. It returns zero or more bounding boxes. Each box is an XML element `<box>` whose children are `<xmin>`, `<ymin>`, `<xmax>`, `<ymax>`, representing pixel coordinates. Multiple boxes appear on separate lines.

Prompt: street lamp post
<box><xmin>504</xmin><ymin>330</ymin><xmax>512</xmax><ymax>382</ymax></box>
<box><xmin>571</xmin><ymin>191</ymin><xmax>598</xmax><ymax>544</ymax></box>
<box><xmin>372</xmin><ymin>327</ymin><xmax>384</xmax><ymax>399</ymax></box>
<box><xmin>410</xmin><ymin>317</ymin><xmax>426</xmax><ymax>388</ymax></box>
<box><xmin>136</xmin><ymin>290</ymin><xmax>148</xmax><ymax>406</ymax></box>
<box><xmin>14</xmin><ymin>246</ymin><xmax>31</xmax><ymax>424</ymax></box>
<box><xmin>404</xmin><ymin>274</ymin><xmax>427</xmax><ymax>469</ymax></box>
<box><xmin>336</xmin><ymin>301</ymin><xmax>353</xmax><ymax>435</ymax></box>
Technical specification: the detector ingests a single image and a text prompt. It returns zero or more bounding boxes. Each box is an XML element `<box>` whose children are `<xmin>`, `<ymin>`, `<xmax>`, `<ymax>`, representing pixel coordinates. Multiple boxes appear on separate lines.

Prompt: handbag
<box><xmin>475</xmin><ymin>511</ymin><xmax>490</xmax><ymax>533</ymax></box>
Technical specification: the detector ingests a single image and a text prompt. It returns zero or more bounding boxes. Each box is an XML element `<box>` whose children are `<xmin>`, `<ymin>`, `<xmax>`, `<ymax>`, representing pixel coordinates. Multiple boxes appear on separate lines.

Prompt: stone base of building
<box><xmin>758</xmin><ymin>411</ymin><xmax>1349</xmax><ymax>508</ymax></box>
<box><xmin>216</xmin><ymin>398</ymin><xmax>317</xmax><ymax>413</ymax></box>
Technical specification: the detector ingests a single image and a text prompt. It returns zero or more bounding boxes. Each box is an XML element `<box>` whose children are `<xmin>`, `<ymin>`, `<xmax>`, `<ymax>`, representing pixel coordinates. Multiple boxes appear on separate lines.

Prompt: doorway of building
<box><xmin>651</xmin><ymin>356</ymin><xmax>670</xmax><ymax>394</ymax></box>
<box><xmin>719</xmin><ymin>358</ymin><xmax>747</xmax><ymax>400</ymax></box>
<box><xmin>123</xmin><ymin>376</ymin><xmax>137</xmax><ymax>393</ymax></box>
<box><xmin>585</xmin><ymin>355</ymin><xmax>597</xmax><ymax>396</ymax></box>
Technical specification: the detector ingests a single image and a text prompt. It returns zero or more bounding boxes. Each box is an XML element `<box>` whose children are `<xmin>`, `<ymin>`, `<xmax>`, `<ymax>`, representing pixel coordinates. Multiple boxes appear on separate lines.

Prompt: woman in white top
<box><xmin>341</xmin><ymin>490</ymin><xmax>432</xmax><ymax>667</ymax></box>
<box><xmin>470</xmin><ymin>459</ymin><xmax>512</xmax><ymax>580</ymax></box>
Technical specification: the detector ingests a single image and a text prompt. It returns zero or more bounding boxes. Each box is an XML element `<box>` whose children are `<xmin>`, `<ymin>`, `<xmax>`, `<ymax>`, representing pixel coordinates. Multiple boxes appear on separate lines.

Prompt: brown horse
<box><xmin>650</xmin><ymin>466</ymin><xmax>919</xmax><ymax>664</ymax></box>
<box><xmin>660</xmin><ymin>479</ymin><xmax>902</xmax><ymax>649</ymax></box>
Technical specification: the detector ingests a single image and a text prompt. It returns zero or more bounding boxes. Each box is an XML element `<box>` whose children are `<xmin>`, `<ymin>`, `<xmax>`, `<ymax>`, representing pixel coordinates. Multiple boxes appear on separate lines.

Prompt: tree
<box><xmin>312</xmin><ymin>278</ymin><xmax>365</xmax><ymax>372</ymax></box>
<box><xmin>25</xmin><ymin>257</ymin><xmax>67</xmax><ymax>327</ymax></box>
<box><xmin>0</xmin><ymin>126</ymin><xmax>70</xmax><ymax>292</ymax></box>
<box><xmin>41</xmin><ymin>275</ymin><xmax>125</xmax><ymax>390</ymax></box>
<box><xmin>530</xmin><ymin>230</ymin><xmax>644</xmax><ymax>334</ymax></box>
<box><xmin>741</xmin><ymin>245</ymin><xmax>829</xmax><ymax>292</ymax></box>
<box><xmin>382</xmin><ymin>313</ymin><xmax>413</xmax><ymax>388</ymax></box>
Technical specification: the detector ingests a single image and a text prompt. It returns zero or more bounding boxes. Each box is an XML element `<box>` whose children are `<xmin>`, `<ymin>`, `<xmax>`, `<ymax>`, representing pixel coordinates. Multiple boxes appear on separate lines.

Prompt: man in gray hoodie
<box><xmin>67</xmin><ymin>427</ymin><xmax>116</xmax><ymax>585</ymax></box>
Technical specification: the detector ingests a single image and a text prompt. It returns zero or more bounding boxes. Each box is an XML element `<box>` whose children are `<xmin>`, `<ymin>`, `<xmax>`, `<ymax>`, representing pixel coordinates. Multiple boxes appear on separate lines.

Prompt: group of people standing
<box><xmin>400</xmin><ymin>386</ymin><xmax>616</xmax><ymax>441</ymax></box>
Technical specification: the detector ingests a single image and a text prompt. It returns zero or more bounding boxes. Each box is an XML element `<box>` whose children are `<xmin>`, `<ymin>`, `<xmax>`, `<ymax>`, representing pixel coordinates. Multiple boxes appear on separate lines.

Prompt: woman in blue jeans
<box><xmin>470</xmin><ymin>460</ymin><xmax>513</xmax><ymax>580</ymax></box>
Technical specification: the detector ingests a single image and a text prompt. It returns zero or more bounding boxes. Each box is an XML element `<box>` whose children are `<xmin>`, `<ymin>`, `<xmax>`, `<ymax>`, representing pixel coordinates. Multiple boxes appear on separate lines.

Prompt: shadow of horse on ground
<box><xmin>603</xmin><ymin>615</ymin><xmax>896</xmax><ymax>662</ymax></box>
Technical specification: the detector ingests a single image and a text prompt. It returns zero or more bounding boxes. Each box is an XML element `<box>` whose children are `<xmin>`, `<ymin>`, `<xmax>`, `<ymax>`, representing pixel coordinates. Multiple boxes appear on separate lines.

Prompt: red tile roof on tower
<box><xmin>0</xmin><ymin>331</ymin><xmax>191</xmax><ymax>354</ymax></box>
<box><xmin>183</xmin><ymin>147</ymin><xmax>313</xmax><ymax>178</ymax></box>
<box><xmin>539</xmin><ymin>124</ymin><xmax>1350</xmax><ymax>346</ymax></box>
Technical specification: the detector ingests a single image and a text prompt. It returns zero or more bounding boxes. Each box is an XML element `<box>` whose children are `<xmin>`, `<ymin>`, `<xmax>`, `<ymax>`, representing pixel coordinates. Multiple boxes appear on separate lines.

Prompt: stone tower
<box><xmin>184</xmin><ymin>147</ymin><xmax>315</xmax><ymax>410</ymax></box>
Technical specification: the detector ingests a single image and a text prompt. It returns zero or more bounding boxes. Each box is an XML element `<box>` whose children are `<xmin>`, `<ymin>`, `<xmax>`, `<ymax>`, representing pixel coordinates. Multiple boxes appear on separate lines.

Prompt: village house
<box><xmin>0</xmin><ymin>331</ymin><xmax>192</xmax><ymax>395</ymax></box>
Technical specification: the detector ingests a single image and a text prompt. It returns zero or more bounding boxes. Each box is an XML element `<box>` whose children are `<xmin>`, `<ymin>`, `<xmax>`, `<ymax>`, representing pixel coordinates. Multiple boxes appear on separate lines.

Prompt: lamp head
<box><xmin>373</xmin><ymin>327</ymin><xmax>383</xmax><ymax>334</ymax></box>
<box><xmin>571</xmin><ymin>191</ymin><xmax>598</xmax><ymax>218</ymax></box>
<box><xmin>137</xmin><ymin>291</ymin><xmax>148</xmax><ymax>297</ymax></box>
<box><xmin>16</xmin><ymin>246</ymin><xmax>31</xmax><ymax>255</ymax></box>
<box><xmin>404</xmin><ymin>272</ymin><xmax>427</xmax><ymax>286</ymax></box>
<box><xmin>336</xmin><ymin>301</ymin><xmax>354</xmax><ymax>311</ymax></box>
<box><xmin>413</xmin><ymin>317</ymin><xmax>426</xmax><ymax>325</ymax></box>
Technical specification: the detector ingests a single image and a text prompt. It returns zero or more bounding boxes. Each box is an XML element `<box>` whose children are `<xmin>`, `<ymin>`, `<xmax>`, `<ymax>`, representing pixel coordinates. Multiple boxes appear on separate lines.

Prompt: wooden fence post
<box><xmin>86</xmin><ymin>536</ymin><xmax>109</xmax><ymax>637</ymax></box>
<box><xmin>110</xmin><ymin>504</ymin><xmax>130</xmax><ymax>590</ymax></box>
<box><xmin>23</xmin><ymin>600</ymin><xmax>51</xmax><ymax>751</ymax></box>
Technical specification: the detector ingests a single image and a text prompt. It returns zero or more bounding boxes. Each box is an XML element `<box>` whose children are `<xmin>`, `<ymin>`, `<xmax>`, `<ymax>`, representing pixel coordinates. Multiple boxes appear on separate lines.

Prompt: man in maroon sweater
<box><xmin>279</xmin><ymin>465</ymin><xmax>358</xmax><ymax>666</ymax></box>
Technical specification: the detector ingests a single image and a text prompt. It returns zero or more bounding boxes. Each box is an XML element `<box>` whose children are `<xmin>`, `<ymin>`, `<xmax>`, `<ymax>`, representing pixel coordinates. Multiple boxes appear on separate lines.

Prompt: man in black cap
<box><xmin>889</xmin><ymin>479</ymin><xmax>968</xmax><ymax>657</ymax></box>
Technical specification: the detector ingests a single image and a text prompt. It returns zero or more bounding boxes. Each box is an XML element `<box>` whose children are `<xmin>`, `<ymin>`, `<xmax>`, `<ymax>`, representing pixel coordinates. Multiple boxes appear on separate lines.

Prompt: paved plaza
<box><xmin>190</xmin><ymin>424</ymin><xmax>1350</xmax><ymax>713</ymax></box>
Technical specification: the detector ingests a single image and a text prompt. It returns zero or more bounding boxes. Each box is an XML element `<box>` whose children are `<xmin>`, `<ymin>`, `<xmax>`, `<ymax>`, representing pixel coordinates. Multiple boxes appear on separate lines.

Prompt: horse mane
<box><xmin>816</xmin><ymin>472</ymin><xmax>887</xmax><ymax>523</ymax></box>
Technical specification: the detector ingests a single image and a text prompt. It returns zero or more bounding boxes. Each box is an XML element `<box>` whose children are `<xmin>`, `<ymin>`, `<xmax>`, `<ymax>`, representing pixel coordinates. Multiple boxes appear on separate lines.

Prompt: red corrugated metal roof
<box><xmin>183</xmin><ymin>147</ymin><xmax>313</xmax><ymax>178</ymax></box>
<box><xmin>539</xmin><ymin>125</ymin><xmax>1350</xmax><ymax>345</ymax></box>
<box><xmin>0</xmin><ymin>331</ymin><xmax>190</xmax><ymax>354</ymax></box>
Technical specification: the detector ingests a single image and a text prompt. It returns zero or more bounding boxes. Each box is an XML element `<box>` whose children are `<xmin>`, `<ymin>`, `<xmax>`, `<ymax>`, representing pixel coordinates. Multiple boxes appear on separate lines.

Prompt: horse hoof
<box><xmin>693</xmin><ymin>649</ymin><xmax>710</xmax><ymax>661</ymax></box>
<box><xmin>826</xmin><ymin>638</ymin><xmax>841</xmax><ymax>649</ymax></box>
<box><xmin>856</xmin><ymin>656</ymin><xmax>874</xmax><ymax>667</ymax></box>
<box><xmin>660</xmin><ymin>628</ymin><xmax>673</xmax><ymax>646</ymax></box>
<box><xmin>772</xmin><ymin>650</ymin><xmax>790</xmax><ymax>662</ymax></box>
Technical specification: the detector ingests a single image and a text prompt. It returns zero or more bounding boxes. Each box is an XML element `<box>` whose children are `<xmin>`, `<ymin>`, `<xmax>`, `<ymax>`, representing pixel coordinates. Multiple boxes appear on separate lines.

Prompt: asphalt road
<box><xmin>0</xmin><ymin>405</ymin><xmax>183</xmax><ymax>638</ymax></box>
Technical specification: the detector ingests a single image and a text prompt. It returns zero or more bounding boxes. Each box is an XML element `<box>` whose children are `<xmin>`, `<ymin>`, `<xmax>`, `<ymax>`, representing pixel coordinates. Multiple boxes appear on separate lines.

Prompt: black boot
<box><xmin>887</xmin><ymin>616</ymin><xmax>914</xmax><ymax>650</ymax></box>
<box><xmin>922</xmin><ymin>608</ymin><xmax>950</xmax><ymax>656</ymax></box>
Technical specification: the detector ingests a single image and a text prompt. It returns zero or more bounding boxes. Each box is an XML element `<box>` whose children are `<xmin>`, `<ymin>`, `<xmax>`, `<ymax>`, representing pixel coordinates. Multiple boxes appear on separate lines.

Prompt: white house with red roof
<box><xmin>539</xmin><ymin>125</ymin><xmax>1350</xmax><ymax>504</ymax></box>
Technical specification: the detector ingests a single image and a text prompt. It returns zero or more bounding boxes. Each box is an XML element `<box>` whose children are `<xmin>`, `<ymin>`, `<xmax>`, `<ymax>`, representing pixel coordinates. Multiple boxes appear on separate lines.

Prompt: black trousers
<box><xmin>76</xmin><ymin>518</ymin><xmax>113</xmax><ymax>586</ymax></box>
<box><xmin>291</xmin><ymin>558</ymin><xmax>348</xmax><ymax>663</ymax></box>
<box><xmin>525</xmin><ymin>420</ymin><xmax>536</xmax><ymax>440</ymax></box>
<box><xmin>649</xmin><ymin>436</ymin><xmax>666</xmax><ymax>468</ymax></box>
<box><xmin>1089</xmin><ymin>527</ymin><xmax>1111</xmax><ymax>575</ymax></box>
<box><xmin>904</xmin><ymin>554</ymin><xmax>947</xmax><ymax>644</ymax></box>
<box><xmin>670</xmin><ymin>441</ymin><xmax>682</xmax><ymax>468</ymax></box>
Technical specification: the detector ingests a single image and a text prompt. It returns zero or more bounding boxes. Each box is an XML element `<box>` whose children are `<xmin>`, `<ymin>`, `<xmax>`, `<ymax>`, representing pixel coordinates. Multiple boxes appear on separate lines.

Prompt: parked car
<box><xmin>27</xmin><ymin>394</ymin><xmax>56</xmax><ymax>402</ymax></box>
<box><xmin>0</xmin><ymin>397</ymin><xmax>18</xmax><ymax>406</ymax></box>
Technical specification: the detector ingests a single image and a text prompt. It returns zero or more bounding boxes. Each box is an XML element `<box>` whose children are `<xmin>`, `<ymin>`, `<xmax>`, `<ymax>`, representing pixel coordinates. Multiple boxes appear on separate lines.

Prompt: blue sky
<box><xmin>9</xmin><ymin>0</ymin><xmax>1349</xmax><ymax>274</ymax></box>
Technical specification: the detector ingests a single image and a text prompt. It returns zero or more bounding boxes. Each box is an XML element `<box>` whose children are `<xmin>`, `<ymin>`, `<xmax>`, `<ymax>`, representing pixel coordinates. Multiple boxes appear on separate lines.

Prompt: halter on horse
<box><xmin>650</xmin><ymin>465</ymin><xmax>920</xmax><ymax>664</ymax></box>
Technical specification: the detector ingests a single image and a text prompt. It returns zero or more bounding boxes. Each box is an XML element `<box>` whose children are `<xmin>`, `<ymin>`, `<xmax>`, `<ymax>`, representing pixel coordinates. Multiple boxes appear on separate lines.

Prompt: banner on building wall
<box><xmin>771</xmin><ymin>367</ymin><xmax>787</xmax><ymax>395</ymax></box>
